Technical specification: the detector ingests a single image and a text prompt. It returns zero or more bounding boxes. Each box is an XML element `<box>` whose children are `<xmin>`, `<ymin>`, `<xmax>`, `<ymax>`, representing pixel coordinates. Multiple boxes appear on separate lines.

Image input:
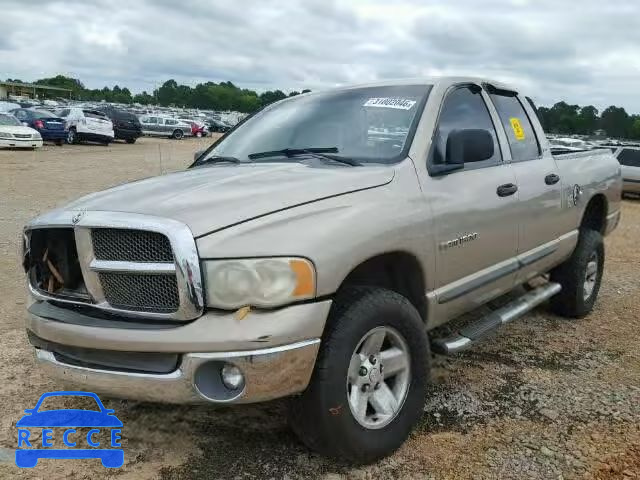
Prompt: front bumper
<box><xmin>26</xmin><ymin>299</ymin><xmax>331</xmax><ymax>403</ymax></box>
<box><xmin>0</xmin><ymin>138</ymin><xmax>42</xmax><ymax>148</ymax></box>
<box><xmin>34</xmin><ymin>339</ymin><xmax>320</xmax><ymax>404</ymax></box>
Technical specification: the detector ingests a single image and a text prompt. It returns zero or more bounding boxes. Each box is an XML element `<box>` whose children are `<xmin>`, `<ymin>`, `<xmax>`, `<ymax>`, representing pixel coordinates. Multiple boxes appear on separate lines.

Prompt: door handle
<box><xmin>497</xmin><ymin>183</ymin><xmax>518</xmax><ymax>197</ymax></box>
<box><xmin>545</xmin><ymin>173</ymin><xmax>560</xmax><ymax>185</ymax></box>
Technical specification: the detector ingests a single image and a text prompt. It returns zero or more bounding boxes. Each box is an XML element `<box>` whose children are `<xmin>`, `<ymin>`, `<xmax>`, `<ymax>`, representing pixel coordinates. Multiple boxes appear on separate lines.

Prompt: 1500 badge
<box><xmin>439</xmin><ymin>232</ymin><xmax>479</xmax><ymax>250</ymax></box>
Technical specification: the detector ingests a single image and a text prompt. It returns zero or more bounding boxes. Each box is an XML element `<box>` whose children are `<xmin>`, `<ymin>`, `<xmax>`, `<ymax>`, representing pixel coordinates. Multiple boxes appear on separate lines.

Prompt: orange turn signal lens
<box><xmin>289</xmin><ymin>258</ymin><xmax>316</xmax><ymax>298</ymax></box>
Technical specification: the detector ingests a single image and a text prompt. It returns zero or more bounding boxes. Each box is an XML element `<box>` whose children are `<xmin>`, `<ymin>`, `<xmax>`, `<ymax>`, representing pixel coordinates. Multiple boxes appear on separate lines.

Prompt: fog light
<box><xmin>221</xmin><ymin>364</ymin><xmax>245</xmax><ymax>391</ymax></box>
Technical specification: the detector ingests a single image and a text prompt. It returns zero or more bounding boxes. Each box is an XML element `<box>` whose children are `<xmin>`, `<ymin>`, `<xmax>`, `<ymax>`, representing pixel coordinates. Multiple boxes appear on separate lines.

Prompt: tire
<box><xmin>125</xmin><ymin>138</ymin><xmax>136</xmax><ymax>144</ymax></box>
<box><xmin>289</xmin><ymin>286</ymin><xmax>430</xmax><ymax>464</ymax></box>
<box><xmin>67</xmin><ymin>128</ymin><xmax>77</xmax><ymax>145</ymax></box>
<box><xmin>172</xmin><ymin>129</ymin><xmax>184</xmax><ymax>140</ymax></box>
<box><xmin>55</xmin><ymin>139</ymin><xmax>64</xmax><ymax>146</ymax></box>
<box><xmin>549</xmin><ymin>229</ymin><xmax>604</xmax><ymax>318</ymax></box>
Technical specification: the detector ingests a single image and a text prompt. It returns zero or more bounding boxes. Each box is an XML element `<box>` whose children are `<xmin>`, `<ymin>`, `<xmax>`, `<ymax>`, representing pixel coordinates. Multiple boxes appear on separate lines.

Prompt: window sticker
<box><xmin>510</xmin><ymin>117</ymin><xmax>526</xmax><ymax>140</ymax></box>
<box><xmin>363</xmin><ymin>98</ymin><xmax>417</xmax><ymax>110</ymax></box>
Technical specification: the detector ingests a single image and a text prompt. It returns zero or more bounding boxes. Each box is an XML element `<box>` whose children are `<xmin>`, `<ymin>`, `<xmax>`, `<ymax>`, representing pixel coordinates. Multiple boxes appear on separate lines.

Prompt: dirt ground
<box><xmin>0</xmin><ymin>137</ymin><xmax>638</xmax><ymax>479</ymax></box>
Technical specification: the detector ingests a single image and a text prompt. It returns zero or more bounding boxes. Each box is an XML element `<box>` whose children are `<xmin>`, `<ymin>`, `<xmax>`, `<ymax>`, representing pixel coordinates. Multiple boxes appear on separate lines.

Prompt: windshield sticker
<box><xmin>363</xmin><ymin>98</ymin><xmax>417</xmax><ymax>110</ymax></box>
<box><xmin>510</xmin><ymin>118</ymin><xmax>526</xmax><ymax>140</ymax></box>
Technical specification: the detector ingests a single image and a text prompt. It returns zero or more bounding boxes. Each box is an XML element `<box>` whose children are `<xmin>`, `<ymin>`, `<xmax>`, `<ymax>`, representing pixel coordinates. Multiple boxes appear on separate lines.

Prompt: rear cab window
<box><xmin>488</xmin><ymin>89</ymin><xmax>541</xmax><ymax>162</ymax></box>
<box><xmin>617</xmin><ymin>149</ymin><xmax>640</xmax><ymax>167</ymax></box>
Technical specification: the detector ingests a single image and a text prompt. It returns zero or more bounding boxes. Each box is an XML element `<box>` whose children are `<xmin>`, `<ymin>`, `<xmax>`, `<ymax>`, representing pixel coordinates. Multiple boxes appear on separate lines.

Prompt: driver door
<box><xmin>425</xmin><ymin>85</ymin><xmax>520</xmax><ymax>322</ymax></box>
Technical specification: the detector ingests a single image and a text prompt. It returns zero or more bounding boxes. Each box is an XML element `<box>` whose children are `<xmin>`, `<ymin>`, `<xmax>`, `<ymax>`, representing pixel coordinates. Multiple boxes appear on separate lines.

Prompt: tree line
<box><xmin>536</xmin><ymin>102</ymin><xmax>640</xmax><ymax>140</ymax></box>
<box><xmin>7</xmin><ymin>75</ymin><xmax>310</xmax><ymax>113</ymax></box>
<box><xmin>7</xmin><ymin>75</ymin><xmax>640</xmax><ymax>139</ymax></box>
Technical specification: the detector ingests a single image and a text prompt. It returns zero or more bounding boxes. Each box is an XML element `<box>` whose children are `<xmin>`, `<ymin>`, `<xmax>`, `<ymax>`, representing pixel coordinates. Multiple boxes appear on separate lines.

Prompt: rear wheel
<box><xmin>67</xmin><ymin>128</ymin><xmax>77</xmax><ymax>144</ymax></box>
<box><xmin>172</xmin><ymin>129</ymin><xmax>184</xmax><ymax>140</ymax></box>
<box><xmin>550</xmin><ymin>229</ymin><xmax>604</xmax><ymax>318</ymax></box>
<box><xmin>289</xmin><ymin>286</ymin><xmax>430</xmax><ymax>464</ymax></box>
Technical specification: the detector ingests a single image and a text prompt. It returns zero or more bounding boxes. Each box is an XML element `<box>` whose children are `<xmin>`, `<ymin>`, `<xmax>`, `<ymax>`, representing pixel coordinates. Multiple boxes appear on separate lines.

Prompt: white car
<box><xmin>613</xmin><ymin>147</ymin><xmax>640</xmax><ymax>196</ymax></box>
<box><xmin>57</xmin><ymin>107</ymin><xmax>115</xmax><ymax>145</ymax></box>
<box><xmin>0</xmin><ymin>113</ymin><xmax>42</xmax><ymax>149</ymax></box>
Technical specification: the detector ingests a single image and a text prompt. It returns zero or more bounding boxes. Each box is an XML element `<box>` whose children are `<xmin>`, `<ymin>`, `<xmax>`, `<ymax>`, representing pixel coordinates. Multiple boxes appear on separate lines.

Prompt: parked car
<box><xmin>0</xmin><ymin>101</ymin><xmax>21</xmax><ymax>112</ymax></box>
<box><xmin>94</xmin><ymin>106</ymin><xmax>142</xmax><ymax>144</ymax></box>
<box><xmin>57</xmin><ymin>108</ymin><xmax>114</xmax><ymax>145</ymax></box>
<box><xmin>206</xmin><ymin>117</ymin><xmax>232</xmax><ymax>133</ymax></box>
<box><xmin>21</xmin><ymin>77</ymin><xmax>621</xmax><ymax>464</ymax></box>
<box><xmin>10</xmin><ymin>108</ymin><xmax>67</xmax><ymax>145</ymax></box>
<box><xmin>179</xmin><ymin>118</ymin><xmax>209</xmax><ymax>138</ymax></box>
<box><xmin>613</xmin><ymin>147</ymin><xmax>640</xmax><ymax>197</ymax></box>
<box><xmin>138</xmin><ymin>115</ymin><xmax>193</xmax><ymax>139</ymax></box>
<box><xmin>0</xmin><ymin>113</ymin><xmax>42</xmax><ymax>149</ymax></box>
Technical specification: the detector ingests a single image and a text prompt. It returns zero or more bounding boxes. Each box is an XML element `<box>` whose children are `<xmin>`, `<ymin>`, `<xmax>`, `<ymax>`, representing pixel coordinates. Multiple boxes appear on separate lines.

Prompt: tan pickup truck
<box><xmin>22</xmin><ymin>77</ymin><xmax>621</xmax><ymax>463</ymax></box>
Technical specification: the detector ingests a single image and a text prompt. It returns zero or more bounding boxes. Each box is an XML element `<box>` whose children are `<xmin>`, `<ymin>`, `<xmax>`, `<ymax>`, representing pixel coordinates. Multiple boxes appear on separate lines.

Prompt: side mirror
<box><xmin>194</xmin><ymin>150</ymin><xmax>205</xmax><ymax>162</ymax></box>
<box><xmin>446</xmin><ymin>129</ymin><xmax>494</xmax><ymax>164</ymax></box>
<box><xmin>22</xmin><ymin>122</ymin><xmax>29</xmax><ymax>127</ymax></box>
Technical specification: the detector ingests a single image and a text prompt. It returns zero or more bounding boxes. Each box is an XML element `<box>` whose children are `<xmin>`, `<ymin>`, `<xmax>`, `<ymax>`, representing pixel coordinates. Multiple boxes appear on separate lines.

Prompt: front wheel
<box><xmin>550</xmin><ymin>229</ymin><xmax>604</xmax><ymax>318</ymax></box>
<box><xmin>172</xmin><ymin>129</ymin><xmax>184</xmax><ymax>140</ymax></box>
<box><xmin>289</xmin><ymin>287</ymin><xmax>430</xmax><ymax>464</ymax></box>
<box><xmin>67</xmin><ymin>128</ymin><xmax>77</xmax><ymax>144</ymax></box>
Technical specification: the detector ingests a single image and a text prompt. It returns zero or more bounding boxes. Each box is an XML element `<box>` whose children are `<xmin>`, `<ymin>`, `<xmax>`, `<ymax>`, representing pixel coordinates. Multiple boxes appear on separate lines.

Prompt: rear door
<box><xmin>425</xmin><ymin>84</ymin><xmax>520</xmax><ymax>320</ymax></box>
<box><xmin>486</xmin><ymin>88</ymin><xmax>563</xmax><ymax>279</ymax></box>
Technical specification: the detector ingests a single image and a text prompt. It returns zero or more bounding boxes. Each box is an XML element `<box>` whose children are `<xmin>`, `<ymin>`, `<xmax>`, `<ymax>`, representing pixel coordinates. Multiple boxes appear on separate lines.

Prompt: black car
<box><xmin>95</xmin><ymin>106</ymin><xmax>142</xmax><ymax>143</ymax></box>
<box><xmin>205</xmin><ymin>117</ymin><xmax>232</xmax><ymax>133</ymax></box>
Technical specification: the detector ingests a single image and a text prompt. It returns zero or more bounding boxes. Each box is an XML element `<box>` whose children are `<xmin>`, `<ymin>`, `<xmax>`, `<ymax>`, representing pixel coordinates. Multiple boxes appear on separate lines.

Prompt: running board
<box><xmin>431</xmin><ymin>282</ymin><xmax>562</xmax><ymax>355</ymax></box>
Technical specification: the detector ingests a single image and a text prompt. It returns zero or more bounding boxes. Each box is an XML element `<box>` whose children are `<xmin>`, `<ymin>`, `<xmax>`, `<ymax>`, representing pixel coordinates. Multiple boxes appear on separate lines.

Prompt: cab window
<box><xmin>489</xmin><ymin>91</ymin><xmax>541</xmax><ymax>161</ymax></box>
<box><xmin>433</xmin><ymin>86</ymin><xmax>502</xmax><ymax>168</ymax></box>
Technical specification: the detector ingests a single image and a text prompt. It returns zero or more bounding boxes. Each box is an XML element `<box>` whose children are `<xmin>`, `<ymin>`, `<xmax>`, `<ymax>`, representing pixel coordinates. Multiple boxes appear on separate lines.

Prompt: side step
<box><xmin>431</xmin><ymin>282</ymin><xmax>562</xmax><ymax>355</ymax></box>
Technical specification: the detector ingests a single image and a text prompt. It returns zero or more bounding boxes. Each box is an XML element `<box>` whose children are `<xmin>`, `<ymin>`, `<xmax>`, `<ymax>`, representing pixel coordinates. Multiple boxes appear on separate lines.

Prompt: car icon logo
<box><xmin>15</xmin><ymin>391</ymin><xmax>123</xmax><ymax>468</ymax></box>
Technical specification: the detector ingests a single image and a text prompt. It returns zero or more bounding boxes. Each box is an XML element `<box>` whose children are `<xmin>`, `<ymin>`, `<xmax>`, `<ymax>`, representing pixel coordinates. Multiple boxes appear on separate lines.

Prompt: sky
<box><xmin>1</xmin><ymin>0</ymin><xmax>639</xmax><ymax>111</ymax></box>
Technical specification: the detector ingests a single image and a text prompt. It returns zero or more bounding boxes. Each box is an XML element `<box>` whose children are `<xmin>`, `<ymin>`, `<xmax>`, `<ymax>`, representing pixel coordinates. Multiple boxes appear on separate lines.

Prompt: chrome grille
<box><xmin>92</xmin><ymin>228</ymin><xmax>173</xmax><ymax>263</ymax></box>
<box><xmin>99</xmin><ymin>272</ymin><xmax>179</xmax><ymax>312</ymax></box>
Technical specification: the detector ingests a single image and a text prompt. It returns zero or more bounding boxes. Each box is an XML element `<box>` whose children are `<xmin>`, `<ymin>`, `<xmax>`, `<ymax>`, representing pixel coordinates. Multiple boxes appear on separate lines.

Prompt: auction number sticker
<box><xmin>509</xmin><ymin>118</ymin><xmax>526</xmax><ymax>140</ymax></box>
<box><xmin>363</xmin><ymin>98</ymin><xmax>417</xmax><ymax>110</ymax></box>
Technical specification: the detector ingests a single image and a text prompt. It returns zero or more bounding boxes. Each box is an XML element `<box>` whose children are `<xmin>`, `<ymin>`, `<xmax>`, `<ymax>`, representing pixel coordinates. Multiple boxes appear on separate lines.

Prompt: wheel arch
<box><xmin>580</xmin><ymin>193</ymin><xmax>608</xmax><ymax>234</ymax></box>
<box><xmin>336</xmin><ymin>251</ymin><xmax>427</xmax><ymax>322</ymax></box>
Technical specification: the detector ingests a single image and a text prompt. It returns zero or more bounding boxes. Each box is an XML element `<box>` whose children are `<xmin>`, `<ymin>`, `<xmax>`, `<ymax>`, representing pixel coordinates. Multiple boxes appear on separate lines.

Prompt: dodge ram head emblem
<box><xmin>71</xmin><ymin>211</ymin><xmax>85</xmax><ymax>225</ymax></box>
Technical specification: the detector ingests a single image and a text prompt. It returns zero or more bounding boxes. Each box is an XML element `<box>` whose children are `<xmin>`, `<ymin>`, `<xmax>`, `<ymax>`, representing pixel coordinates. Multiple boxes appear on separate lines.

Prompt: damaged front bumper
<box><xmin>26</xmin><ymin>299</ymin><xmax>331</xmax><ymax>404</ymax></box>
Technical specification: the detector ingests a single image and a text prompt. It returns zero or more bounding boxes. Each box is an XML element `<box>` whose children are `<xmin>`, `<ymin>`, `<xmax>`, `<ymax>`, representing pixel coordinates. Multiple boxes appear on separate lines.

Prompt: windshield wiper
<box><xmin>197</xmin><ymin>155</ymin><xmax>242</xmax><ymax>165</ymax></box>
<box><xmin>247</xmin><ymin>147</ymin><xmax>361</xmax><ymax>166</ymax></box>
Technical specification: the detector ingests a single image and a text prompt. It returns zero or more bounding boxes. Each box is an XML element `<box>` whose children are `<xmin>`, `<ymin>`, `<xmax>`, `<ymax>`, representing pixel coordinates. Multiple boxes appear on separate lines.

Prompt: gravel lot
<box><xmin>0</xmin><ymin>137</ymin><xmax>638</xmax><ymax>479</ymax></box>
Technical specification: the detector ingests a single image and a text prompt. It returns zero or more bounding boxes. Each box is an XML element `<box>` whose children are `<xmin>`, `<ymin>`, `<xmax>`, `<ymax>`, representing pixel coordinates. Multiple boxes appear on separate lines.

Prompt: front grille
<box><xmin>14</xmin><ymin>133</ymin><xmax>31</xmax><ymax>139</ymax></box>
<box><xmin>99</xmin><ymin>272</ymin><xmax>180</xmax><ymax>312</ymax></box>
<box><xmin>92</xmin><ymin>228</ymin><xmax>173</xmax><ymax>263</ymax></box>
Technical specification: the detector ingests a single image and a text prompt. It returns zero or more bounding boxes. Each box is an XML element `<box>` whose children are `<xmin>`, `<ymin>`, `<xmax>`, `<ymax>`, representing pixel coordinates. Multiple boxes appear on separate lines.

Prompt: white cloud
<box><xmin>1</xmin><ymin>0</ymin><xmax>639</xmax><ymax>112</ymax></box>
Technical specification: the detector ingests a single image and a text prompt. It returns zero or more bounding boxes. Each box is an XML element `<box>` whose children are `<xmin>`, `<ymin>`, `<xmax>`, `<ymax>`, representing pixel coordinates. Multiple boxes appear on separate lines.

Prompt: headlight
<box><xmin>0</xmin><ymin>133</ymin><xmax>13</xmax><ymax>140</ymax></box>
<box><xmin>203</xmin><ymin>257</ymin><xmax>316</xmax><ymax>309</ymax></box>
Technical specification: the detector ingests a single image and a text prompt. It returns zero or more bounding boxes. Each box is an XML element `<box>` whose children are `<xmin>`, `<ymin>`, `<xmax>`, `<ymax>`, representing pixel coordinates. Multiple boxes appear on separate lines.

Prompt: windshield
<box><xmin>198</xmin><ymin>85</ymin><xmax>431</xmax><ymax>165</ymax></box>
<box><xmin>0</xmin><ymin>113</ymin><xmax>21</xmax><ymax>126</ymax></box>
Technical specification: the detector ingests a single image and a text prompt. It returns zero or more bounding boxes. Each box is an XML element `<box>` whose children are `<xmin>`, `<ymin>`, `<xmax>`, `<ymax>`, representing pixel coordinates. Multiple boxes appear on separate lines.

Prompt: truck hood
<box><xmin>66</xmin><ymin>162</ymin><xmax>395</xmax><ymax>237</ymax></box>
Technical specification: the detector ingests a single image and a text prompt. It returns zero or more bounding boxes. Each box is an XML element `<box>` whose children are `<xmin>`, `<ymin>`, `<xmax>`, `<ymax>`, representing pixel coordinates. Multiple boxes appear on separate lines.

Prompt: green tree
<box><xmin>600</xmin><ymin>106</ymin><xmax>631</xmax><ymax>138</ymax></box>
<box><xmin>629</xmin><ymin>117</ymin><xmax>640</xmax><ymax>140</ymax></box>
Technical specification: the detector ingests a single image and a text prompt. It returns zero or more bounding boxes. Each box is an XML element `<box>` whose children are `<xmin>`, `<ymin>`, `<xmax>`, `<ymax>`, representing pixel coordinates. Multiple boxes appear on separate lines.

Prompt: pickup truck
<box><xmin>22</xmin><ymin>77</ymin><xmax>622</xmax><ymax>463</ymax></box>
